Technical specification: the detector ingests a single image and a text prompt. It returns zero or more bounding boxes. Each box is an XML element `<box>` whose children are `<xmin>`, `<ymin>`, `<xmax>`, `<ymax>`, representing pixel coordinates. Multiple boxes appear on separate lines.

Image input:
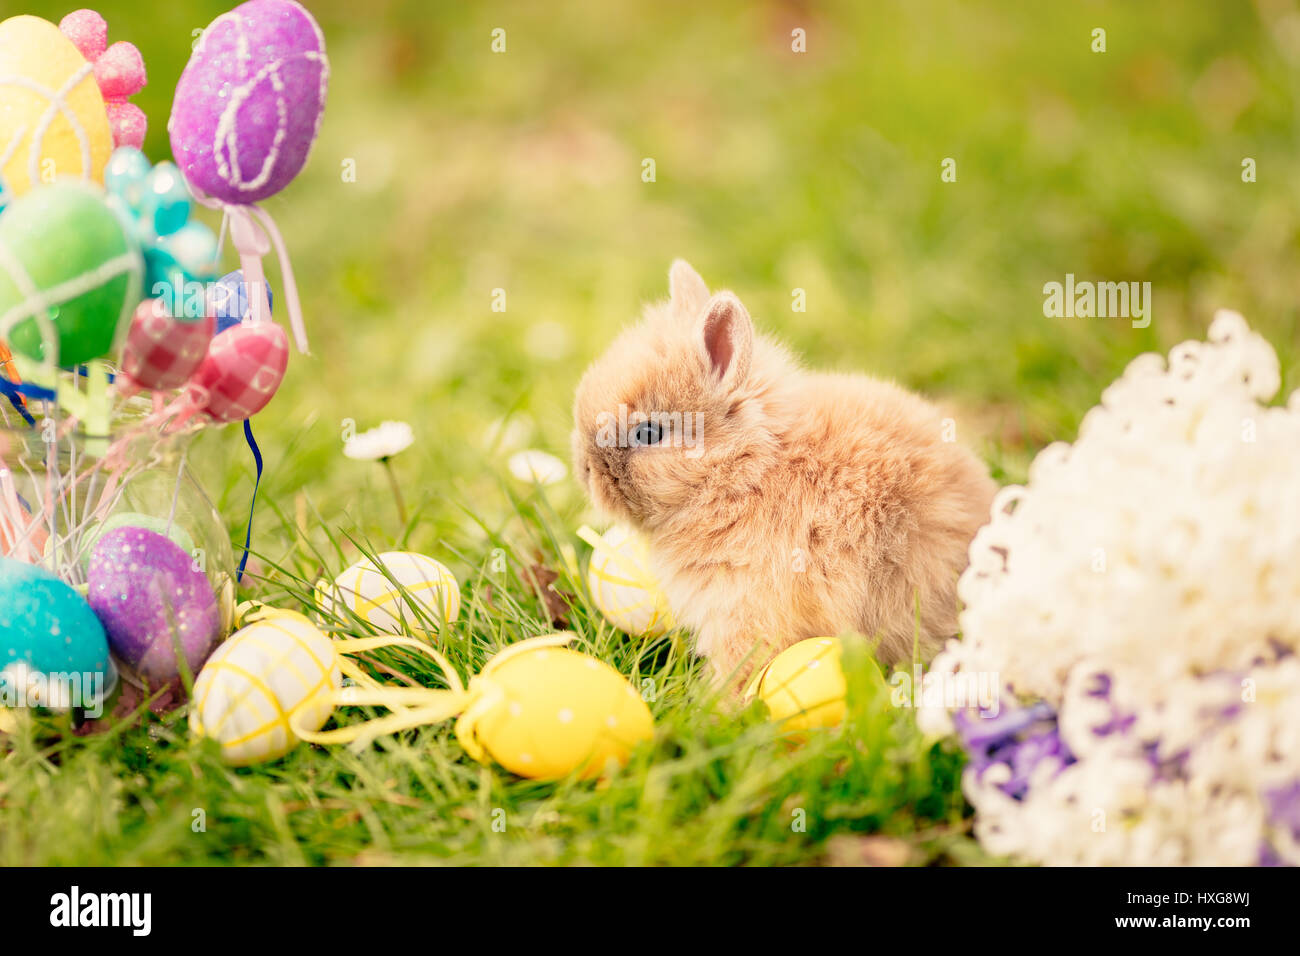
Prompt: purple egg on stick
<box><xmin>168</xmin><ymin>0</ymin><xmax>329</xmax><ymax>205</ymax></box>
<box><xmin>88</xmin><ymin>526</ymin><xmax>221</xmax><ymax>683</ymax></box>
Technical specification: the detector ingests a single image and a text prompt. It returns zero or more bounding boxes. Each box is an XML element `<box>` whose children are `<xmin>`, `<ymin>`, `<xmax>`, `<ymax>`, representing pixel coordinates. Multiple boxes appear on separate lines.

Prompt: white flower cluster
<box><xmin>926</xmin><ymin>311</ymin><xmax>1300</xmax><ymax>865</ymax></box>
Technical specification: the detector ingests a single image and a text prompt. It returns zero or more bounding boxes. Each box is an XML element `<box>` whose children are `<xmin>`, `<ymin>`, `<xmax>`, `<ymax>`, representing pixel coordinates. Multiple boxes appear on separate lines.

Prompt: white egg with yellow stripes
<box><xmin>189</xmin><ymin>616</ymin><xmax>342</xmax><ymax>766</ymax></box>
<box><xmin>321</xmin><ymin>551</ymin><xmax>460</xmax><ymax>635</ymax></box>
<box><xmin>578</xmin><ymin>525</ymin><xmax>673</xmax><ymax>638</ymax></box>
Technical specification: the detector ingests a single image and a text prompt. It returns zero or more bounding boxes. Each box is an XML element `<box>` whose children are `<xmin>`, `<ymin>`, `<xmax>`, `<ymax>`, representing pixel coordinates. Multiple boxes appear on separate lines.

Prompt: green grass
<box><xmin>2</xmin><ymin>498</ymin><xmax>976</xmax><ymax>866</ymax></box>
<box><xmin>3</xmin><ymin>0</ymin><xmax>1297</xmax><ymax>864</ymax></box>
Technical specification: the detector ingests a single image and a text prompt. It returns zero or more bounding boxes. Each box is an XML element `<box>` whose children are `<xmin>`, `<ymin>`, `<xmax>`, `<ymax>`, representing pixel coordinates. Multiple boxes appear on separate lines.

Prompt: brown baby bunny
<box><xmin>572</xmin><ymin>260</ymin><xmax>996</xmax><ymax>691</ymax></box>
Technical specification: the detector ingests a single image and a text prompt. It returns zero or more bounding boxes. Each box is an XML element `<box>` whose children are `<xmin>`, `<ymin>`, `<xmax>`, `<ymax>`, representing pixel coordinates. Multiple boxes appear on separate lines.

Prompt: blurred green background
<box><xmin>19</xmin><ymin>0</ymin><xmax>1300</xmax><ymax>565</ymax></box>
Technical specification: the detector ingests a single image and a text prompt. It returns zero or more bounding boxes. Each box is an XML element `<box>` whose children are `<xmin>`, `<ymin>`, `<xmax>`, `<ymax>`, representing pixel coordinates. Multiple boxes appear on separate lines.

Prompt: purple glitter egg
<box><xmin>168</xmin><ymin>0</ymin><xmax>329</xmax><ymax>205</ymax></box>
<box><xmin>87</xmin><ymin>526</ymin><xmax>220</xmax><ymax>682</ymax></box>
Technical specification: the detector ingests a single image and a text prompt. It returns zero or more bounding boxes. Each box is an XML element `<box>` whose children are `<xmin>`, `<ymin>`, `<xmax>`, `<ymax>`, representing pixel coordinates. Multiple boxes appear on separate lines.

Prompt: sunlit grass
<box><xmin>0</xmin><ymin>485</ymin><xmax>978</xmax><ymax>866</ymax></box>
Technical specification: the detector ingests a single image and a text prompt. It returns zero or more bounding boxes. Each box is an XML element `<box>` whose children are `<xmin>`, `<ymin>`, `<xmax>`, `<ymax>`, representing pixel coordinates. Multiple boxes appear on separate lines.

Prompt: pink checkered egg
<box><xmin>118</xmin><ymin>298</ymin><xmax>214</xmax><ymax>395</ymax></box>
<box><xmin>184</xmin><ymin>321</ymin><xmax>288</xmax><ymax>423</ymax></box>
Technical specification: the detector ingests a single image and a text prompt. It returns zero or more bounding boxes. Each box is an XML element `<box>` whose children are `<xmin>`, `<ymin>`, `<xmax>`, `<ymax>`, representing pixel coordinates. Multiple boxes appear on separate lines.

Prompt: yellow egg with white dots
<box><xmin>457</xmin><ymin>638</ymin><xmax>654</xmax><ymax>780</ymax></box>
<box><xmin>320</xmin><ymin>551</ymin><xmax>460</xmax><ymax>635</ymax></box>
<box><xmin>578</xmin><ymin>524</ymin><xmax>674</xmax><ymax>638</ymax></box>
<box><xmin>744</xmin><ymin>637</ymin><xmax>863</xmax><ymax>732</ymax></box>
<box><xmin>189</xmin><ymin>617</ymin><xmax>342</xmax><ymax>766</ymax></box>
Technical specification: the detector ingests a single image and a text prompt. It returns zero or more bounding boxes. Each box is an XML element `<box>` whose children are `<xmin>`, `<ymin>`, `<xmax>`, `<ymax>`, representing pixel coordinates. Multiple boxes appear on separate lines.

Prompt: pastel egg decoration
<box><xmin>211</xmin><ymin>268</ymin><xmax>273</xmax><ymax>335</ymax></box>
<box><xmin>87</xmin><ymin>526</ymin><xmax>220</xmax><ymax>683</ymax></box>
<box><xmin>58</xmin><ymin>10</ymin><xmax>149</xmax><ymax>150</ymax></box>
<box><xmin>456</xmin><ymin>637</ymin><xmax>654</xmax><ymax>780</ymax></box>
<box><xmin>0</xmin><ymin>15</ymin><xmax>113</xmax><ymax>197</ymax></box>
<box><xmin>104</xmin><ymin>149</ymin><xmax>220</xmax><ymax>314</ymax></box>
<box><xmin>189</xmin><ymin>615</ymin><xmax>341</xmax><ymax>765</ymax></box>
<box><xmin>0</xmin><ymin>556</ymin><xmax>114</xmax><ymax>708</ymax></box>
<box><xmin>321</xmin><ymin>551</ymin><xmax>460</xmax><ymax>635</ymax></box>
<box><xmin>168</xmin><ymin>0</ymin><xmax>329</xmax><ymax>205</ymax></box>
<box><xmin>117</xmin><ymin>298</ymin><xmax>214</xmax><ymax>396</ymax></box>
<box><xmin>744</xmin><ymin>637</ymin><xmax>883</xmax><ymax>733</ymax></box>
<box><xmin>577</xmin><ymin>524</ymin><xmax>674</xmax><ymax>638</ymax></box>
<box><xmin>0</xmin><ymin>180</ymin><xmax>142</xmax><ymax>366</ymax></box>
<box><xmin>175</xmin><ymin>320</ymin><xmax>288</xmax><ymax>426</ymax></box>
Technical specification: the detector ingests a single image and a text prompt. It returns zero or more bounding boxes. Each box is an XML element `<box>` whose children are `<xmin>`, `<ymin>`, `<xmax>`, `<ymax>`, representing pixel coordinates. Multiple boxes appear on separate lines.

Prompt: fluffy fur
<box><xmin>572</xmin><ymin>260</ymin><xmax>997</xmax><ymax>688</ymax></box>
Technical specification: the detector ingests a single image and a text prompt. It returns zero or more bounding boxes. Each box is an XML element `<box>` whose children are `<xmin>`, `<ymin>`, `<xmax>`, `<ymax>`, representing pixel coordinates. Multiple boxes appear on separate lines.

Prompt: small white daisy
<box><xmin>343</xmin><ymin>421</ymin><xmax>414</xmax><ymax>461</ymax></box>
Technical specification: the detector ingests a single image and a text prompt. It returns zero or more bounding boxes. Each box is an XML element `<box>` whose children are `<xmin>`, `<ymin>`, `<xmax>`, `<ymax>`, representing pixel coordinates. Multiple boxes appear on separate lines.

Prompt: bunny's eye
<box><xmin>631</xmin><ymin>420</ymin><xmax>663</xmax><ymax>446</ymax></box>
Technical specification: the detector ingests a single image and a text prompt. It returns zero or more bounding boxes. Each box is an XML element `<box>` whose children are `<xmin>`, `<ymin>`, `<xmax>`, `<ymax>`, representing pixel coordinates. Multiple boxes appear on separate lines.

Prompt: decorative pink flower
<box><xmin>59</xmin><ymin>9</ymin><xmax>148</xmax><ymax>149</ymax></box>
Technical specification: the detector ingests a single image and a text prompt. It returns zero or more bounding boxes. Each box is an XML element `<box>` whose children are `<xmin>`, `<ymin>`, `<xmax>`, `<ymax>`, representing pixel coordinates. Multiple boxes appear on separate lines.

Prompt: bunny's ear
<box><xmin>669</xmin><ymin>259</ymin><xmax>709</xmax><ymax>318</ymax></box>
<box><xmin>698</xmin><ymin>292</ymin><xmax>753</xmax><ymax>390</ymax></box>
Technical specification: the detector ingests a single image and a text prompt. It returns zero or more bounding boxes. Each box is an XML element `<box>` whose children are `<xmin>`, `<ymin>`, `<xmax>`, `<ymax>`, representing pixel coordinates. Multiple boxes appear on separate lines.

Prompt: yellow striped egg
<box><xmin>0</xmin><ymin>16</ymin><xmax>114</xmax><ymax>196</ymax></box>
<box><xmin>459</xmin><ymin>641</ymin><xmax>653</xmax><ymax>780</ymax></box>
<box><xmin>189</xmin><ymin>617</ymin><xmax>341</xmax><ymax>765</ymax></box>
<box><xmin>746</xmin><ymin>637</ymin><xmax>852</xmax><ymax>732</ymax></box>
<box><xmin>320</xmin><ymin>551</ymin><xmax>460</xmax><ymax>635</ymax></box>
<box><xmin>582</xmin><ymin>524</ymin><xmax>673</xmax><ymax>638</ymax></box>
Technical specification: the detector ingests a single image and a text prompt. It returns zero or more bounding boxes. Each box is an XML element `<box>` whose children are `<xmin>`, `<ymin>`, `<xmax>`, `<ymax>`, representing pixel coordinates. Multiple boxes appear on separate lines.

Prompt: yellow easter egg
<box><xmin>581</xmin><ymin>524</ymin><xmax>674</xmax><ymax>638</ymax></box>
<box><xmin>746</xmin><ymin>637</ymin><xmax>852</xmax><ymax>732</ymax></box>
<box><xmin>460</xmin><ymin>640</ymin><xmax>653</xmax><ymax>779</ymax></box>
<box><xmin>0</xmin><ymin>16</ymin><xmax>113</xmax><ymax>196</ymax></box>
<box><xmin>189</xmin><ymin>617</ymin><xmax>342</xmax><ymax>766</ymax></box>
<box><xmin>321</xmin><ymin>551</ymin><xmax>460</xmax><ymax>635</ymax></box>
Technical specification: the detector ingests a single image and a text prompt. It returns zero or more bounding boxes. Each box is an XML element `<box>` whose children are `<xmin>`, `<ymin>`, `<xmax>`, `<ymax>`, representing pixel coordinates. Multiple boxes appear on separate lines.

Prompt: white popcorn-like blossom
<box><xmin>343</xmin><ymin>421</ymin><xmax>414</xmax><ymax>461</ymax></box>
<box><xmin>935</xmin><ymin>311</ymin><xmax>1300</xmax><ymax>865</ymax></box>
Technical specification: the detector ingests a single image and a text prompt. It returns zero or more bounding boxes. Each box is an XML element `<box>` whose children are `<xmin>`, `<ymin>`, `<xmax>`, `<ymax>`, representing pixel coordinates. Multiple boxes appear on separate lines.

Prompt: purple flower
<box><xmin>1145</xmin><ymin>741</ymin><xmax>1190</xmax><ymax>782</ymax></box>
<box><xmin>954</xmin><ymin>700</ymin><xmax>1055</xmax><ymax>750</ymax></box>
<box><xmin>955</xmin><ymin>699</ymin><xmax>1075</xmax><ymax>801</ymax></box>
<box><xmin>1263</xmin><ymin>780</ymin><xmax>1300</xmax><ymax>840</ymax></box>
<box><xmin>1257</xmin><ymin>842</ymin><xmax>1287</xmax><ymax>867</ymax></box>
<box><xmin>1086</xmin><ymin>673</ymin><xmax>1112</xmax><ymax>698</ymax></box>
<box><xmin>1000</xmin><ymin>731</ymin><xmax>1073</xmax><ymax>799</ymax></box>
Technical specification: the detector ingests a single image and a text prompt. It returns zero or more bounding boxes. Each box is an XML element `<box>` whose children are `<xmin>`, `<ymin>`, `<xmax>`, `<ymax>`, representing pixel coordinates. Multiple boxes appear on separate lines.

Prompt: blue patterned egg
<box><xmin>211</xmin><ymin>269</ymin><xmax>272</xmax><ymax>335</ymax></box>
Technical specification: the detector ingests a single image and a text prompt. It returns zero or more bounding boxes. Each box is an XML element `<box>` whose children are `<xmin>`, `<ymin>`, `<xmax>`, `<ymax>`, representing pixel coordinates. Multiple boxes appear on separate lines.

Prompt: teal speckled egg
<box><xmin>0</xmin><ymin>558</ymin><xmax>113</xmax><ymax>705</ymax></box>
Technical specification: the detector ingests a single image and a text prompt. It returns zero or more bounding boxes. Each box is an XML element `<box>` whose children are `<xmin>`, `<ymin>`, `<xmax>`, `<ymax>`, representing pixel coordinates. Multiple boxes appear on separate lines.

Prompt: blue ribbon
<box><xmin>0</xmin><ymin>377</ymin><xmax>36</xmax><ymax>425</ymax></box>
<box><xmin>73</xmin><ymin>364</ymin><xmax>116</xmax><ymax>382</ymax></box>
<box><xmin>236</xmin><ymin>417</ymin><xmax>264</xmax><ymax>583</ymax></box>
<box><xmin>0</xmin><ymin>365</ymin><xmax>120</xmax><ymax>425</ymax></box>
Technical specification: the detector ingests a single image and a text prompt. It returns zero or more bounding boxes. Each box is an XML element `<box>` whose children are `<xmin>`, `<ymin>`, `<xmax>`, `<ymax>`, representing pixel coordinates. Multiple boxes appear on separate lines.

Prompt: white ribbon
<box><xmin>190</xmin><ymin>188</ymin><xmax>310</xmax><ymax>355</ymax></box>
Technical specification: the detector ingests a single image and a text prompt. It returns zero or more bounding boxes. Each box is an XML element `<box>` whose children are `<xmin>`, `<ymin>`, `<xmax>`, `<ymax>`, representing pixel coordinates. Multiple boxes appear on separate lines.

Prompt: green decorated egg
<box><xmin>0</xmin><ymin>181</ymin><xmax>142</xmax><ymax>366</ymax></box>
